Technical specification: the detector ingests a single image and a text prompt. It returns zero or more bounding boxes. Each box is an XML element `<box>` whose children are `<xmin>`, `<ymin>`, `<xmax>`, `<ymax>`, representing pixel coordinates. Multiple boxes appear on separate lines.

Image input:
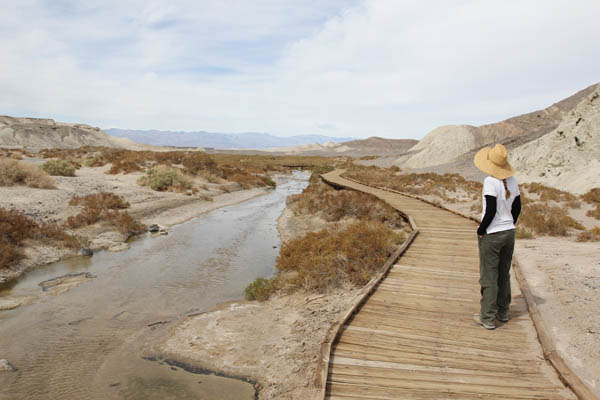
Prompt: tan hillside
<box><xmin>263</xmin><ymin>136</ymin><xmax>418</xmax><ymax>157</ymax></box>
<box><xmin>511</xmin><ymin>85</ymin><xmax>600</xmax><ymax>194</ymax></box>
<box><xmin>399</xmin><ymin>83</ymin><xmax>598</xmax><ymax>170</ymax></box>
<box><xmin>0</xmin><ymin>116</ymin><xmax>144</xmax><ymax>150</ymax></box>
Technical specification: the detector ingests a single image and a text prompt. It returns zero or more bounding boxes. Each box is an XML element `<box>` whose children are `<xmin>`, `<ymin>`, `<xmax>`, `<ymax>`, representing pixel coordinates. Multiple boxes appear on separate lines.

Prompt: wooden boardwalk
<box><xmin>321</xmin><ymin>170</ymin><xmax>575</xmax><ymax>400</ymax></box>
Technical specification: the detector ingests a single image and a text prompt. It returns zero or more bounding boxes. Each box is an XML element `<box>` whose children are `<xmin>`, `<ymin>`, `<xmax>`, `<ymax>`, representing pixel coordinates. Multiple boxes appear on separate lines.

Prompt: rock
<box><xmin>107</xmin><ymin>243</ymin><xmax>129</xmax><ymax>252</ymax></box>
<box><xmin>159</xmin><ymin>230</ymin><xmax>168</xmax><ymax>235</ymax></box>
<box><xmin>79</xmin><ymin>247</ymin><xmax>93</xmax><ymax>257</ymax></box>
<box><xmin>149</xmin><ymin>224</ymin><xmax>160</xmax><ymax>233</ymax></box>
<box><xmin>0</xmin><ymin>359</ymin><xmax>16</xmax><ymax>372</ymax></box>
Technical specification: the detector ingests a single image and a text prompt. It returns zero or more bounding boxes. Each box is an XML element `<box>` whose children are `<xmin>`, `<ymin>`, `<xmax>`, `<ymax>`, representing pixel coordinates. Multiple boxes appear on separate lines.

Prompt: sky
<box><xmin>1</xmin><ymin>0</ymin><xmax>599</xmax><ymax>140</ymax></box>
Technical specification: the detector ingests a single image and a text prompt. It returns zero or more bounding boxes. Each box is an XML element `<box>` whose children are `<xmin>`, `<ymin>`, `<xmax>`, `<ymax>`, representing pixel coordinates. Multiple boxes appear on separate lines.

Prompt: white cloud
<box><xmin>1</xmin><ymin>0</ymin><xmax>599</xmax><ymax>138</ymax></box>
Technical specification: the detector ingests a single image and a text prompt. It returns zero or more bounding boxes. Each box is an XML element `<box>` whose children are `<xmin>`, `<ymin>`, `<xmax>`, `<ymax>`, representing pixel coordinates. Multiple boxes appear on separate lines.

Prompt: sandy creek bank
<box><xmin>0</xmin><ymin>161</ymin><xmax>271</xmax><ymax>284</ymax></box>
<box><xmin>0</xmin><ymin>172</ymin><xmax>311</xmax><ymax>399</ymax></box>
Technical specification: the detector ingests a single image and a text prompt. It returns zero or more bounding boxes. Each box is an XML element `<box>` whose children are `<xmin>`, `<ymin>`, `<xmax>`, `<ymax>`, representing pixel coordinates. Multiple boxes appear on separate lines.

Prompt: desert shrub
<box><xmin>287</xmin><ymin>177</ymin><xmax>404</xmax><ymax>227</ymax></box>
<box><xmin>582</xmin><ymin>188</ymin><xmax>600</xmax><ymax>204</ymax></box>
<box><xmin>0</xmin><ymin>158</ymin><xmax>55</xmax><ymax>189</ymax></box>
<box><xmin>137</xmin><ymin>165</ymin><xmax>192</xmax><ymax>192</ymax></box>
<box><xmin>66</xmin><ymin>192</ymin><xmax>146</xmax><ymax>235</ymax></box>
<box><xmin>69</xmin><ymin>192</ymin><xmax>130</xmax><ymax>209</ymax></box>
<box><xmin>244</xmin><ymin>277</ymin><xmax>275</xmax><ymax>301</ymax></box>
<box><xmin>516</xmin><ymin>227</ymin><xmax>534</xmax><ymax>239</ymax></box>
<box><xmin>587</xmin><ymin>204</ymin><xmax>600</xmax><ymax>220</ymax></box>
<box><xmin>276</xmin><ymin>221</ymin><xmax>404</xmax><ymax>293</ymax></box>
<box><xmin>1</xmin><ymin>208</ymin><xmax>79</xmax><ymax>269</ymax></box>
<box><xmin>40</xmin><ymin>159</ymin><xmax>76</xmax><ymax>176</ymax></box>
<box><xmin>521</xmin><ymin>182</ymin><xmax>576</xmax><ymax>202</ymax></box>
<box><xmin>182</xmin><ymin>152</ymin><xmax>216</xmax><ymax>175</ymax></box>
<box><xmin>343</xmin><ymin>167</ymin><xmax>482</xmax><ymax>200</ymax></box>
<box><xmin>576</xmin><ymin>227</ymin><xmax>600</xmax><ymax>242</ymax></box>
<box><xmin>519</xmin><ymin>203</ymin><xmax>584</xmax><ymax>236</ymax></box>
<box><xmin>104</xmin><ymin>210</ymin><xmax>147</xmax><ymax>235</ymax></box>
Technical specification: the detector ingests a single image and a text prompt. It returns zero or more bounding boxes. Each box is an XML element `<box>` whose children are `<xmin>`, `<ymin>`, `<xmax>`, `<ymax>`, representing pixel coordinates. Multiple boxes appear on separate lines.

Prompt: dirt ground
<box><xmin>516</xmin><ymin>238</ymin><xmax>600</xmax><ymax>395</ymax></box>
<box><xmin>160</xmin><ymin>286</ymin><xmax>361</xmax><ymax>399</ymax></box>
<box><xmin>0</xmin><ymin>160</ymin><xmax>269</xmax><ymax>284</ymax></box>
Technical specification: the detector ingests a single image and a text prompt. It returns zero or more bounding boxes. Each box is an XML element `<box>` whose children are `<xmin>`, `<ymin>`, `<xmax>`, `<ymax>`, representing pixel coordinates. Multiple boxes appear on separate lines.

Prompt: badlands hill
<box><xmin>400</xmin><ymin>83</ymin><xmax>598</xmax><ymax>170</ymax></box>
<box><xmin>0</xmin><ymin>116</ymin><xmax>143</xmax><ymax>150</ymax></box>
<box><xmin>511</xmin><ymin>85</ymin><xmax>600</xmax><ymax>194</ymax></box>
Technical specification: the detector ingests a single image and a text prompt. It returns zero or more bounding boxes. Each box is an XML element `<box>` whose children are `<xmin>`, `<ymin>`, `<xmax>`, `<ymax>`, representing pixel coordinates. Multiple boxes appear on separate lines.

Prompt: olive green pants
<box><xmin>477</xmin><ymin>229</ymin><xmax>515</xmax><ymax>325</ymax></box>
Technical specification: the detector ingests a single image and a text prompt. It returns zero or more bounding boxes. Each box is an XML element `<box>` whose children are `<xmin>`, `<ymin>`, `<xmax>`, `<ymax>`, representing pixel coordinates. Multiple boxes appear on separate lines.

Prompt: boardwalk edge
<box><xmin>312</xmin><ymin>172</ymin><xmax>419</xmax><ymax>400</ymax></box>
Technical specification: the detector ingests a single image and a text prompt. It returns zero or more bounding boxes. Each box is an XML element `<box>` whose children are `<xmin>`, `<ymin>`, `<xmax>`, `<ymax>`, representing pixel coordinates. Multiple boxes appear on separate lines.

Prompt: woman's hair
<box><xmin>502</xmin><ymin>179</ymin><xmax>511</xmax><ymax>199</ymax></box>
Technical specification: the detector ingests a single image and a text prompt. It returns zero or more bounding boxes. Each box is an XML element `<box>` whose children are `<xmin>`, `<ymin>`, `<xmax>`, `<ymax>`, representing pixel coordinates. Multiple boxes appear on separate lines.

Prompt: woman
<box><xmin>473</xmin><ymin>144</ymin><xmax>521</xmax><ymax>330</ymax></box>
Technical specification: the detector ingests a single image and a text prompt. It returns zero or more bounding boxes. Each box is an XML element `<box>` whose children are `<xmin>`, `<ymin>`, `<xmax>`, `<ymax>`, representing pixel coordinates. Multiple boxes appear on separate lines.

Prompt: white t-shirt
<box><xmin>481</xmin><ymin>176</ymin><xmax>520</xmax><ymax>234</ymax></box>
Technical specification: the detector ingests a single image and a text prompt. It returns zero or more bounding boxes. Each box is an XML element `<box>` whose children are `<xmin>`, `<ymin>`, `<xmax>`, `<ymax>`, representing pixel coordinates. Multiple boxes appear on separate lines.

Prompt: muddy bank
<box><xmin>160</xmin><ymin>288</ymin><xmax>360</xmax><ymax>399</ymax></box>
<box><xmin>0</xmin><ymin>161</ymin><xmax>275</xmax><ymax>284</ymax></box>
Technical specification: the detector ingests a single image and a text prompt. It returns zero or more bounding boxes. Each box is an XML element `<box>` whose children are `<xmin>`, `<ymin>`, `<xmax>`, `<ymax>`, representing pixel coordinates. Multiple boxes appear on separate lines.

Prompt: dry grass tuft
<box><xmin>521</xmin><ymin>182</ymin><xmax>577</xmax><ymax>202</ymax></box>
<box><xmin>576</xmin><ymin>227</ymin><xmax>600</xmax><ymax>242</ymax></box>
<box><xmin>0</xmin><ymin>158</ymin><xmax>55</xmax><ymax>189</ymax></box>
<box><xmin>519</xmin><ymin>203</ymin><xmax>584</xmax><ymax>236</ymax></box>
<box><xmin>582</xmin><ymin>188</ymin><xmax>600</xmax><ymax>204</ymax></box>
<box><xmin>586</xmin><ymin>204</ymin><xmax>600</xmax><ymax>220</ymax></box>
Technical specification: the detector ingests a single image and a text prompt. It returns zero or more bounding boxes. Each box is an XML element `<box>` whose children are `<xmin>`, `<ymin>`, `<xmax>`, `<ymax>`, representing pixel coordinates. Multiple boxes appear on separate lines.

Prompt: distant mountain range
<box><xmin>104</xmin><ymin>129</ymin><xmax>356</xmax><ymax>149</ymax></box>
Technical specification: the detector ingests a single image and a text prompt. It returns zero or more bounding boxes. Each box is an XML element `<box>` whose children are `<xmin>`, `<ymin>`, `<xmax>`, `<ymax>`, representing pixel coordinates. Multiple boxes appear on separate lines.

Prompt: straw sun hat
<box><xmin>473</xmin><ymin>144</ymin><xmax>515</xmax><ymax>180</ymax></box>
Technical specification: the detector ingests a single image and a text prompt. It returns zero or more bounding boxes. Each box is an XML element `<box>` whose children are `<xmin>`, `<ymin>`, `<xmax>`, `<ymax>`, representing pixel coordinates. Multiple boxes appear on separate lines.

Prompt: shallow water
<box><xmin>0</xmin><ymin>172</ymin><xmax>308</xmax><ymax>400</ymax></box>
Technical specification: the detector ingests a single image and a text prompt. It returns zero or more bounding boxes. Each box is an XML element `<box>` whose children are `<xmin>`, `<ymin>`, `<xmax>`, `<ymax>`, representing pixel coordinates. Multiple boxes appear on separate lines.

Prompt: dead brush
<box><xmin>521</xmin><ymin>182</ymin><xmax>577</xmax><ymax>202</ymax></box>
<box><xmin>519</xmin><ymin>203</ymin><xmax>584</xmax><ymax>236</ymax></box>
<box><xmin>582</xmin><ymin>188</ymin><xmax>600</xmax><ymax>204</ymax></box>
<box><xmin>576</xmin><ymin>227</ymin><xmax>600</xmax><ymax>242</ymax></box>
<box><xmin>1</xmin><ymin>208</ymin><xmax>80</xmax><ymax>269</ymax></box>
<box><xmin>276</xmin><ymin>221</ymin><xmax>404</xmax><ymax>293</ymax></box>
<box><xmin>343</xmin><ymin>167</ymin><xmax>482</xmax><ymax>200</ymax></box>
<box><xmin>66</xmin><ymin>192</ymin><xmax>145</xmax><ymax>235</ymax></box>
<box><xmin>587</xmin><ymin>204</ymin><xmax>600</xmax><ymax>220</ymax></box>
<box><xmin>0</xmin><ymin>157</ymin><xmax>55</xmax><ymax>189</ymax></box>
<box><xmin>288</xmin><ymin>175</ymin><xmax>404</xmax><ymax>228</ymax></box>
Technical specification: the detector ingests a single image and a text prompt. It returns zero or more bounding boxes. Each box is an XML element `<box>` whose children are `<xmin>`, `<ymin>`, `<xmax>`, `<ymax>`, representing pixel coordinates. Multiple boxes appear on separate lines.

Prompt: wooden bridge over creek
<box><xmin>312</xmin><ymin>169</ymin><xmax>593</xmax><ymax>400</ymax></box>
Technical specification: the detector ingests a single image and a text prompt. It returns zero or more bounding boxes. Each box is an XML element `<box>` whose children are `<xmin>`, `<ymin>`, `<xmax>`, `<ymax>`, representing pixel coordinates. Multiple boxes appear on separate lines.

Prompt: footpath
<box><xmin>318</xmin><ymin>169</ymin><xmax>575</xmax><ymax>400</ymax></box>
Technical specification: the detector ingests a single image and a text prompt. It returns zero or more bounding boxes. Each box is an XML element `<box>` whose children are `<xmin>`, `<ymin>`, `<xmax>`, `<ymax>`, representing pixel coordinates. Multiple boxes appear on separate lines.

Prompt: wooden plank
<box><xmin>315</xmin><ymin>170</ymin><xmax>579</xmax><ymax>400</ymax></box>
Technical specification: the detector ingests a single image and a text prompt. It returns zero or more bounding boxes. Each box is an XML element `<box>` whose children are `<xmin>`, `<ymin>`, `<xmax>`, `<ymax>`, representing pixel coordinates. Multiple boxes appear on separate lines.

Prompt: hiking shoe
<box><xmin>473</xmin><ymin>313</ymin><xmax>496</xmax><ymax>330</ymax></box>
<box><xmin>496</xmin><ymin>314</ymin><xmax>509</xmax><ymax>322</ymax></box>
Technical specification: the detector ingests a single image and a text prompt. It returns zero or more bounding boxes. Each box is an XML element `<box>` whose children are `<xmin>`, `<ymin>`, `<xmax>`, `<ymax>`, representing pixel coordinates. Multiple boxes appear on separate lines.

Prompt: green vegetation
<box><xmin>137</xmin><ymin>165</ymin><xmax>192</xmax><ymax>192</ymax></box>
<box><xmin>40</xmin><ymin>159</ymin><xmax>76</xmax><ymax>176</ymax></box>
<box><xmin>244</xmin><ymin>277</ymin><xmax>274</xmax><ymax>301</ymax></box>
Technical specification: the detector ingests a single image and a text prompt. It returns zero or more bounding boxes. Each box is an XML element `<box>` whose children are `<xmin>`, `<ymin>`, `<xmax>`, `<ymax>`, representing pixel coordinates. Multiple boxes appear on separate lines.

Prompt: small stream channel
<box><xmin>0</xmin><ymin>171</ymin><xmax>309</xmax><ymax>400</ymax></box>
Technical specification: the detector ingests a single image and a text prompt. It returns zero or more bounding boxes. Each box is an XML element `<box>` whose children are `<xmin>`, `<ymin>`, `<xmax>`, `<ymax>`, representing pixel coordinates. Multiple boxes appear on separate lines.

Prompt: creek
<box><xmin>0</xmin><ymin>172</ymin><xmax>309</xmax><ymax>400</ymax></box>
